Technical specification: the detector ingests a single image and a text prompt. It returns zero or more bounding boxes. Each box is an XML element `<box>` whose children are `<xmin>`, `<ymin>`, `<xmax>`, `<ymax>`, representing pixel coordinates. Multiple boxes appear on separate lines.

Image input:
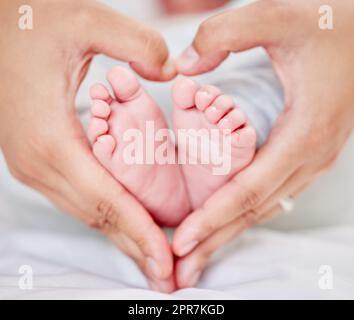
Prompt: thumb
<box><xmin>54</xmin><ymin>135</ymin><xmax>175</xmax><ymax>288</ymax></box>
<box><xmin>176</xmin><ymin>1</ymin><xmax>285</xmax><ymax>75</ymax></box>
<box><xmin>86</xmin><ymin>2</ymin><xmax>176</xmax><ymax>81</ymax></box>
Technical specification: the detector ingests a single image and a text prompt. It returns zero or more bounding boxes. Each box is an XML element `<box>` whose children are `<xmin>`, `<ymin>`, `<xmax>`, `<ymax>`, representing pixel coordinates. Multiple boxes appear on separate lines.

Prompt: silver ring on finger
<box><xmin>279</xmin><ymin>196</ymin><xmax>295</xmax><ymax>214</ymax></box>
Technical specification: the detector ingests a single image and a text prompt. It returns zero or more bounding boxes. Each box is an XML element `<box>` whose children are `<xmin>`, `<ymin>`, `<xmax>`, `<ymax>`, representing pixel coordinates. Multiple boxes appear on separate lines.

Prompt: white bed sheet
<box><xmin>1</xmin><ymin>222</ymin><xmax>354</xmax><ymax>299</ymax></box>
<box><xmin>1</xmin><ymin>148</ymin><xmax>354</xmax><ymax>299</ymax></box>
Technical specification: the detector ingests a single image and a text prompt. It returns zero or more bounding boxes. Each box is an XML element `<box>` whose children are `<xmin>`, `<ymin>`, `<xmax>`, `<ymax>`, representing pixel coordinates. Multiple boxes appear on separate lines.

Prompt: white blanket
<box><xmin>1</xmin><ymin>148</ymin><xmax>354</xmax><ymax>299</ymax></box>
<box><xmin>1</xmin><ymin>216</ymin><xmax>354</xmax><ymax>299</ymax></box>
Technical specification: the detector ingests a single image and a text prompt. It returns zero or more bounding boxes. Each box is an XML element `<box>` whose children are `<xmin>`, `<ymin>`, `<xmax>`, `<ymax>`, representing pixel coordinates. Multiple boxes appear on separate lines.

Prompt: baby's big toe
<box><xmin>172</xmin><ymin>77</ymin><xmax>199</xmax><ymax>109</ymax></box>
<box><xmin>107</xmin><ymin>66</ymin><xmax>141</xmax><ymax>102</ymax></box>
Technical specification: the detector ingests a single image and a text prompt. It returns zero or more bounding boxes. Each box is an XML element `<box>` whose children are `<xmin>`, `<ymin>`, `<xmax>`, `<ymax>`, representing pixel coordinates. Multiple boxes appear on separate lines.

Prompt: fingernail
<box><xmin>176</xmin><ymin>46</ymin><xmax>200</xmax><ymax>71</ymax></box>
<box><xmin>146</xmin><ymin>257</ymin><xmax>162</xmax><ymax>279</ymax></box>
<box><xmin>179</xmin><ymin>240</ymin><xmax>198</xmax><ymax>256</ymax></box>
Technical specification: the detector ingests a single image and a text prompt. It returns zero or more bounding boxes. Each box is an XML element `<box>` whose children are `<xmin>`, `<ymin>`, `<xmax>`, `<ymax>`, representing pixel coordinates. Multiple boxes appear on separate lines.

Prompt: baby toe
<box><xmin>93</xmin><ymin>134</ymin><xmax>116</xmax><ymax>162</ymax></box>
<box><xmin>232</xmin><ymin>126</ymin><xmax>257</xmax><ymax>149</ymax></box>
<box><xmin>218</xmin><ymin>108</ymin><xmax>247</xmax><ymax>132</ymax></box>
<box><xmin>205</xmin><ymin>94</ymin><xmax>234</xmax><ymax>124</ymax></box>
<box><xmin>91</xmin><ymin>100</ymin><xmax>111</xmax><ymax>119</ymax></box>
<box><xmin>88</xmin><ymin>118</ymin><xmax>108</xmax><ymax>144</ymax></box>
<box><xmin>107</xmin><ymin>66</ymin><xmax>141</xmax><ymax>102</ymax></box>
<box><xmin>195</xmin><ymin>85</ymin><xmax>221</xmax><ymax>111</ymax></box>
<box><xmin>172</xmin><ymin>77</ymin><xmax>199</xmax><ymax>109</ymax></box>
<box><xmin>90</xmin><ymin>83</ymin><xmax>113</xmax><ymax>104</ymax></box>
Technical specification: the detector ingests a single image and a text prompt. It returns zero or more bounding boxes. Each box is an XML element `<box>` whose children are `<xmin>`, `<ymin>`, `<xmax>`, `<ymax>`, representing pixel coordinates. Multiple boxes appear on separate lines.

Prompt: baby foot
<box><xmin>172</xmin><ymin>78</ymin><xmax>257</xmax><ymax>209</ymax></box>
<box><xmin>88</xmin><ymin>66</ymin><xmax>190</xmax><ymax>227</ymax></box>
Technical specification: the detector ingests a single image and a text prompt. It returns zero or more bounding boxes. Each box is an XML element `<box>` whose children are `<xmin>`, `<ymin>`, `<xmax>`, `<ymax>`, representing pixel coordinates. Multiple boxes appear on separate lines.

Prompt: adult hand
<box><xmin>173</xmin><ymin>0</ymin><xmax>354</xmax><ymax>288</ymax></box>
<box><xmin>0</xmin><ymin>0</ymin><xmax>176</xmax><ymax>292</ymax></box>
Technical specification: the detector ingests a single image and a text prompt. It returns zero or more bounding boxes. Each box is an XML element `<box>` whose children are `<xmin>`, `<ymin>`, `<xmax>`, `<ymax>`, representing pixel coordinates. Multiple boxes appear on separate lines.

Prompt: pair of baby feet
<box><xmin>88</xmin><ymin>67</ymin><xmax>256</xmax><ymax>227</ymax></box>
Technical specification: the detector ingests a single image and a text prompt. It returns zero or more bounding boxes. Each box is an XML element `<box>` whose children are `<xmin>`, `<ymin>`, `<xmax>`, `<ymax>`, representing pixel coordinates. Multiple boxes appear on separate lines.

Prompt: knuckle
<box><xmin>135</xmin><ymin>236</ymin><xmax>148</xmax><ymax>250</ymax></box>
<box><xmin>201</xmin><ymin>220</ymin><xmax>217</xmax><ymax>236</ymax></box>
<box><xmin>148</xmin><ymin>30</ymin><xmax>165</xmax><ymax>48</ymax></box>
<box><xmin>198</xmin><ymin>19</ymin><xmax>212</xmax><ymax>37</ymax></box>
<box><xmin>195</xmin><ymin>14</ymin><xmax>235</xmax><ymax>54</ymax></box>
<box><xmin>196</xmin><ymin>18</ymin><xmax>219</xmax><ymax>48</ymax></box>
<box><xmin>89</xmin><ymin>200</ymin><xmax>120</xmax><ymax>232</ymax></box>
<box><xmin>240</xmin><ymin>188</ymin><xmax>262</xmax><ymax>211</ymax></box>
<box><xmin>140</xmin><ymin>29</ymin><xmax>168</xmax><ymax>63</ymax></box>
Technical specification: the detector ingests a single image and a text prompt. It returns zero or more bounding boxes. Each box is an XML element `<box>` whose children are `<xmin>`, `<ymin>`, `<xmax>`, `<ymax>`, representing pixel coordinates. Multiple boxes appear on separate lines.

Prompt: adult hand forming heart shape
<box><xmin>0</xmin><ymin>0</ymin><xmax>176</xmax><ymax>293</ymax></box>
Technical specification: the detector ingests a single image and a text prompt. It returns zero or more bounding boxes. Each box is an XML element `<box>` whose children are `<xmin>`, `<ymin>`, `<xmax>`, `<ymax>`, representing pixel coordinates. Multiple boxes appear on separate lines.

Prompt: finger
<box><xmin>26</xmin><ymin>101</ymin><xmax>174</xmax><ymax>282</ymax></box>
<box><xmin>35</xmin><ymin>173</ymin><xmax>174</xmax><ymax>291</ymax></box>
<box><xmin>175</xmin><ymin>214</ymin><xmax>248</xmax><ymax>288</ymax></box>
<box><xmin>252</xmin><ymin>166</ymin><xmax>315</xmax><ymax>215</ymax></box>
<box><xmin>176</xmin><ymin>1</ymin><xmax>287</xmax><ymax>75</ymax></box>
<box><xmin>30</xmin><ymin>152</ymin><xmax>174</xmax><ymax>290</ymax></box>
<box><xmin>254</xmin><ymin>153</ymin><xmax>340</xmax><ymax>215</ymax></box>
<box><xmin>173</xmin><ymin>117</ymin><xmax>303</xmax><ymax>257</ymax></box>
<box><xmin>87</xmin><ymin>2</ymin><xmax>176</xmax><ymax>81</ymax></box>
<box><xmin>33</xmin><ymin>180</ymin><xmax>91</xmax><ymax>224</ymax></box>
<box><xmin>148</xmin><ymin>274</ymin><xmax>176</xmax><ymax>293</ymax></box>
<box><xmin>25</xmin><ymin>137</ymin><xmax>174</xmax><ymax>282</ymax></box>
<box><xmin>73</xmin><ymin>159</ymin><xmax>173</xmax><ymax>280</ymax></box>
<box><xmin>46</xmin><ymin>129</ymin><xmax>174</xmax><ymax>282</ymax></box>
<box><xmin>176</xmin><ymin>204</ymin><xmax>281</xmax><ymax>288</ymax></box>
<box><xmin>5</xmin><ymin>148</ymin><xmax>82</xmax><ymax>208</ymax></box>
